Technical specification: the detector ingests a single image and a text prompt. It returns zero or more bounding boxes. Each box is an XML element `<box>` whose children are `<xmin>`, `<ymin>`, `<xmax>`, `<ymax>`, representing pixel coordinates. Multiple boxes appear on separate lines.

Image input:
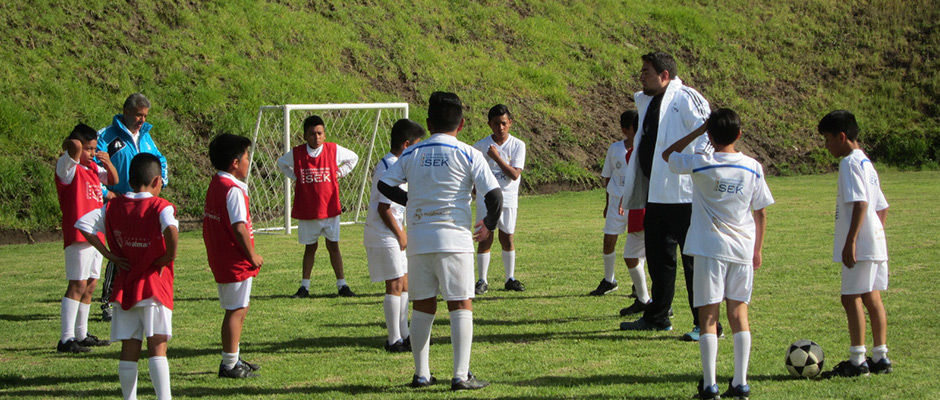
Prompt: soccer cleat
<box><xmin>474</xmin><ymin>279</ymin><xmax>488</xmax><ymax>295</ymax></box>
<box><xmin>504</xmin><ymin>278</ymin><xmax>525</xmax><ymax>292</ymax></box>
<box><xmin>696</xmin><ymin>379</ymin><xmax>721</xmax><ymax>400</ymax></box>
<box><xmin>821</xmin><ymin>360</ymin><xmax>870</xmax><ymax>379</ymax></box>
<box><xmin>218</xmin><ymin>360</ymin><xmax>259</xmax><ymax>378</ymax></box>
<box><xmin>721</xmin><ymin>378</ymin><xmax>750</xmax><ymax>400</ymax></box>
<box><xmin>867</xmin><ymin>357</ymin><xmax>892</xmax><ymax>374</ymax></box>
<box><xmin>589</xmin><ymin>279</ymin><xmax>618</xmax><ymax>296</ymax></box>
<box><xmin>451</xmin><ymin>371</ymin><xmax>489</xmax><ymax>391</ymax></box>
<box><xmin>409</xmin><ymin>374</ymin><xmax>437</xmax><ymax>388</ymax></box>
<box><xmin>385</xmin><ymin>339</ymin><xmax>409</xmax><ymax>353</ymax></box>
<box><xmin>620</xmin><ymin>318</ymin><xmax>672</xmax><ymax>331</ymax></box>
<box><xmin>77</xmin><ymin>334</ymin><xmax>110</xmax><ymax>347</ymax></box>
<box><xmin>100</xmin><ymin>303</ymin><xmax>112</xmax><ymax>322</ymax></box>
<box><xmin>338</xmin><ymin>285</ymin><xmax>355</xmax><ymax>297</ymax></box>
<box><xmin>291</xmin><ymin>286</ymin><xmax>309</xmax><ymax>298</ymax></box>
<box><xmin>57</xmin><ymin>339</ymin><xmax>91</xmax><ymax>353</ymax></box>
<box><xmin>619</xmin><ymin>299</ymin><xmax>650</xmax><ymax>316</ymax></box>
<box><xmin>239</xmin><ymin>357</ymin><xmax>260</xmax><ymax>371</ymax></box>
<box><xmin>402</xmin><ymin>336</ymin><xmax>411</xmax><ymax>349</ymax></box>
<box><xmin>681</xmin><ymin>326</ymin><xmax>701</xmax><ymax>342</ymax></box>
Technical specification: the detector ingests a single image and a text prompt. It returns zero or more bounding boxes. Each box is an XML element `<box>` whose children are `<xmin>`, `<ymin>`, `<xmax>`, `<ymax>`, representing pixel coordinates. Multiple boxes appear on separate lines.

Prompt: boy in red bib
<box><xmin>55</xmin><ymin>123</ymin><xmax>118</xmax><ymax>353</ymax></box>
<box><xmin>204</xmin><ymin>134</ymin><xmax>263</xmax><ymax>378</ymax></box>
<box><xmin>77</xmin><ymin>153</ymin><xmax>178</xmax><ymax>400</ymax></box>
<box><xmin>277</xmin><ymin>115</ymin><xmax>359</xmax><ymax>297</ymax></box>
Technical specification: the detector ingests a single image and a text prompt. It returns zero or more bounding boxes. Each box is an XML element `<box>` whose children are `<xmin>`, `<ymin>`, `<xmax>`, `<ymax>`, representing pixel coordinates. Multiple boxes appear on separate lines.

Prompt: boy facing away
<box><xmin>55</xmin><ymin>123</ymin><xmax>118</xmax><ymax>353</ymax></box>
<box><xmin>204</xmin><ymin>134</ymin><xmax>264</xmax><ymax>378</ymax></box>
<box><xmin>76</xmin><ymin>153</ymin><xmax>178</xmax><ymax>400</ymax></box>
<box><xmin>662</xmin><ymin>109</ymin><xmax>773</xmax><ymax>400</ymax></box>
<box><xmin>276</xmin><ymin>115</ymin><xmax>360</xmax><ymax>298</ymax></box>
<box><xmin>363</xmin><ymin>119</ymin><xmax>426</xmax><ymax>352</ymax></box>
<box><xmin>379</xmin><ymin>91</ymin><xmax>503</xmax><ymax>391</ymax></box>
<box><xmin>473</xmin><ymin>104</ymin><xmax>526</xmax><ymax>294</ymax></box>
<box><xmin>817</xmin><ymin>110</ymin><xmax>892</xmax><ymax>378</ymax></box>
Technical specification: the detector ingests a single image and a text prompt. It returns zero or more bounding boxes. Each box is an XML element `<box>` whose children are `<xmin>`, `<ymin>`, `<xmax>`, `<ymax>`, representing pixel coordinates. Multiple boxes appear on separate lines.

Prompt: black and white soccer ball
<box><xmin>785</xmin><ymin>339</ymin><xmax>825</xmax><ymax>378</ymax></box>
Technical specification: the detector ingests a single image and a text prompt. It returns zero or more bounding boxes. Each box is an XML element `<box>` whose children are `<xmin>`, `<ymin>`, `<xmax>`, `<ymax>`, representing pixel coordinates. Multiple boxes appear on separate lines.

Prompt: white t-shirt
<box><xmin>276</xmin><ymin>143</ymin><xmax>360</xmax><ymax>181</ymax></box>
<box><xmin>217</xmin><ymin>172</ymin><xmax>249</xmax><ymax>225</ymax></box>
<box><xmin>473</xmin><ymin>134</ymin><xmax>525</xmax><ymax>208</ymax></box>
<box><xmin>56</xmin><ymin>153</ymin><xmax>108</xmax><ymax>185</ymax></box>
<box><xmin>601</xmin><ymin>140</ymin><xmax>631</xmax><ymax>197</ymax></box>
<box><xmin>364</xmin><ymin>153</ymin><xmax>406</xmax><ymax>247</ymax></box>
<box><xmin>381</xmin><ymin>133</ymin><xmax>500</xmax><ymax>255</ymax></box>
<box><xmin>75</xmin><ymin>192</ymin><xmax>179</xmax><ymax>235</ymax></box>
<box><xmin>834</xmin><ymin>149</ymin><xmax>888</xmax><ymax>262</ymax></box>
<box><xmin>668</xmin><ymin>152</ymin><xmax>774</xmax><ymax>264</ymax></box>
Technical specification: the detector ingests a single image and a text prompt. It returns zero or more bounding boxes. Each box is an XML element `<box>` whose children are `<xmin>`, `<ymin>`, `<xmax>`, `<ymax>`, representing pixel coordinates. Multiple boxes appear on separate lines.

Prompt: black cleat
<box><xmin>409</xmin><ymin>374</ymin><xmax>437</xmax><ymax>388</ymax></box>
<box><xmin>721</xmin><ymin>378</ymin><xmax>750</xmax><ymax>400</ymax></box>
<box><xmin>821</xmin><ymin>360</ymin><xmax>870</xmax><ymax>379</ymax></box>
<box><xmin>867</xmin><ymin>357</ymin><xmax>892</xmax><ymax>374</ymax></box>
<box><xmin>589</xmin><ymin>279</ymin><xmax>618</xmax><ymax>296</ymax></box>
<box><xmin>451</xmin><ymin>371</ymin><xmax>489</xmax><ymax>391</ymax></box>
<box><xmin>100</xmin><ymin>303</ymin><xmax>112</xmax><ymax>322</ymax></box>
<box><xmin>620</xmin><ymin>318</ymin><xmax>672</xmax><ymax>331</ymax></box>
<box><xmin>239</xmin><ymin>357</ymin><xmax>260</xmax><ymax>371</ymax></box>
<box><xmin>57</xmin><ymin>339</ymin><xmax>91</xmax><ymax>353</ymax></box>
<box><xmin>291</xmin><ymin>286</ymin><xmax>309</xmax><ymax>298</ymax></box>
<box><xmin>695</xmin><ymin>379</ymin><xmax>721</xmax><ymax>400</ymax></box>
<box><xmin>504</xmin><ymin>278</ymin><xmax>525</xmax><ymax>292</ymax></box>
<box><xmin>474</xmin><ymin>279</ymin><xmax>488</xmax><ymax>295</ymax></box>
<box><xmin>385</xmin><ymin>339</ymin><xmax>409</xmax><ymax>353</ymax></box>
<box><xmin>77</xmin><ymin>334</ymin><xmax>110</xmax><ymax>347</ymax></box>
<box><xmin>620</xmin><ymin>299</ymin><xmax>650</xmax><ymax>316</ymax></box>
<box><xmin>218</xmin><ymin>361</ymin><xmax>259</xmax><ymax>378</ymax></box>
<box><xmin>337</xmin><ymin>285</ymin><xmax>355</xmax><ymax>297</ymax></box>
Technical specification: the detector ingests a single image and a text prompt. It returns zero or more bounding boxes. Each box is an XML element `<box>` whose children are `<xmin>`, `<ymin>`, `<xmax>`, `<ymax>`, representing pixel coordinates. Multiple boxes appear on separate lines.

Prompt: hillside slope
<box><xmin>1</xmin><ymin>0</ymin><xmax>936</xmax><ymax>231</ymax></box>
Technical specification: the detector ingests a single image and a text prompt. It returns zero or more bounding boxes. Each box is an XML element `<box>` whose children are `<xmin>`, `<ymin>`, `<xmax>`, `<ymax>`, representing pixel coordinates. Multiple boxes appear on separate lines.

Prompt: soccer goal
<box><xmin>248</xmin><ymin>103</ymin><xmax>409</xmax><ymax>233</ymax></box>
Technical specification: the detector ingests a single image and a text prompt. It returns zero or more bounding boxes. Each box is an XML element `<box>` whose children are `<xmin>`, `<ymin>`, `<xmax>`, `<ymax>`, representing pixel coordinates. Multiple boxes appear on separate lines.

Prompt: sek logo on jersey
<box><xmin>113</xmin><ymin>230</ymin><xmax>151</xmax><ymax>249</ymax></box>
<box><xmin>421</xmin><ymin>154</ymin><xmax>449</xmax><ymax>167</ymax></box>
<box><xmin>86</xmin><ymin>181</ymin><xmax>103</xmax><ymax>203</ymax></box>
<box><xmin>714</xmin><ymin>179</ymin><xmax>744</xmax><ymax>194</ymax></box>
<box><xmin>300</xmin><ymin>167</ymin><xmax>332</xmax><ymax>183</ymax></box>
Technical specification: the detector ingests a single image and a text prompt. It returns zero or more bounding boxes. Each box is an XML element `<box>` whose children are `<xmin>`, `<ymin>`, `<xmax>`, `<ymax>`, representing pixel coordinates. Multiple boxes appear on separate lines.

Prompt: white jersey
<box><xmin>473</xmin><ymin>134</ymin><xmax>525</xmax><ymax>208</ymax></box>
<box><xmin>364</xmin><ymin>153</ymin><xmax>406</xmax><ymax>247</ymax></box>
<box><xmin>601</xmin><ymin>140</ymin><xmax>631</xmax><ymax>197</ymax></box>
<box><xmin>834</xmin><ymin>149</ymin><xmax>888</xmax><ymax>262</ymax></box>
<box><xmin>217</xmin><ymin>172</ymin><xmax>249</xmax><ymax>225</ymax></box>
<box><xmin>668</xmin><ymin>151</ymin><xmax>774</xmax><ymax>264</ymax></box>
<box><xmin>381</xmin><ymin>133</ymin><xmax>500</xmax><ymax>255</ymax></box>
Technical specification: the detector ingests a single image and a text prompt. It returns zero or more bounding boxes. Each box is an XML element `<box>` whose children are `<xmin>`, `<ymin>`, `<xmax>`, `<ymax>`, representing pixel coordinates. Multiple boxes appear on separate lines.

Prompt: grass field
<box><xmin>1</xmin><ymin>168</ymin><xmax>939</xmax><ymax>399</ymax></box>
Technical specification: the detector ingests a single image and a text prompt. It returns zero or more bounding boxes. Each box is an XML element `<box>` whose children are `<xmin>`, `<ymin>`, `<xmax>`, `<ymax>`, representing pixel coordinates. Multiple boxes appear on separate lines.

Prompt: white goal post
<box><xmin>248</xmin><ymin>103</ymin><xmax>409</xmax><ymax>234</ymax></box>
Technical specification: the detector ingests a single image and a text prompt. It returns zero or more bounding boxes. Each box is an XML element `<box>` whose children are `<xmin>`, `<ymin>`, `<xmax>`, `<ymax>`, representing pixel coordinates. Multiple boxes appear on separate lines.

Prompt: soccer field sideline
<box><xmin>1</xmin><ymin>169</ymin><xmax>939</xmax><ymax>399</ymax></box>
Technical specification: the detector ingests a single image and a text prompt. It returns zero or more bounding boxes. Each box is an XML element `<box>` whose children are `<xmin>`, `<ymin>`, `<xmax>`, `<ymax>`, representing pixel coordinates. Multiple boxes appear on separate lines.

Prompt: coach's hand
<box><xmin>473</xmin><ymin>220</ymin><xmax>491</xmax><ymax>242</ymax></box>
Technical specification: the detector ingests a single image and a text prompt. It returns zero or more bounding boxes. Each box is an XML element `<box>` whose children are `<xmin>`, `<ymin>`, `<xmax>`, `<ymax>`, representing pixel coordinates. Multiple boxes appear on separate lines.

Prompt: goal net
<box><xmin>249</xmin><ymin>103</ymin><xmax>409</xmax><ymax>233</ymax></box>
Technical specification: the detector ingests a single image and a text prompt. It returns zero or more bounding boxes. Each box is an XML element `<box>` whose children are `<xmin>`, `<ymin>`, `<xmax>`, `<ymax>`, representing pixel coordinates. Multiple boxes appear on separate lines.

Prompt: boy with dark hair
<box><xmin>662</xmin><ymin>109</ymin><xmax>774</xmax><ymax>399</ymax></box>
<box><xmin>379</xmin><ymin>91</ymin><xmax>502</xmax><ymax>390</ymax></box>
<box><xmin>364</xmin><ymin>119</ymin><xmax>426</xmax><ymax>352</ymax></box>
<box><xmin>204</xmin><ymin>134</ymin><xmax>264</xmax><ymax>378</ymax></box>
<box><xmin>55</xmin><ymin>123</ymin><xmax>119</xmax><ymax>352</ymax></box>
<box><xmin>76</xmin><ymin>153</ymin><xmax>178</xmax><ymax>400</ymax></box>
<box><xmin>473</xmin><ymin>104</ymin><xmax>527</xmax><ymax>294</ymax></box>
<box><xmin>277</xmin><ymin>115</ymin><xmax>360</xmax><ymax>297</ymax></box>
<box><xmin>817</xmin><ymin>110</ymin><xmax>892</xmax><ymax>378</ymax></box>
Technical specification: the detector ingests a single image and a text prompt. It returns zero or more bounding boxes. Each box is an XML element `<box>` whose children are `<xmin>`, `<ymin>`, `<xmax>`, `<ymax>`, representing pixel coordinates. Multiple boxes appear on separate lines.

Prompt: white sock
<box><xmin>476</xmin><ymin>253</ymin><xmax>490</xmax><ymax>282</ymax></box>
<box><xmin>450</xmin><ymin>309</ymin><xmax>473</xmax><ymax>381</ymax></box>
<box><xmin>383</xmin><ymin>294</ymin><xmax>402</xmax><ymax>344</ymax></box>
<box><xmin>849</xmin><ymin>345</ymin><xmax>867</xmax><ymax>366</ymax></box>
<box><xmin>732</xmin><ymin>331</ymin><xmax>751</xmax><ymax>387</ymax></box>
<box><xmin>336</xmin><ymin>278</ymin><xmax>347</xmax><ymax>289</ymax></box>
<box><xmin>75</xmin><ymin>302</ymin><xmax>91</xmax><ymax>340</ymax></box>
<box><xmin>700</xmin><ymin>333</ymin><xmax>718</xmax><ymax>388</ymax></box>
<box><xmin>410</xmin><ymin>310</ymin><xmax>435</xmax><ymax>380</ymax></box>
<box><xmin>60</xmin><ymin>297</ymin><xmax>80</xmax><ymax>343</ymax></box>
<box><xmin>503</xmin><ymin>250</ymin><xmax>515</xmax><ymax>281</ymax></box>
<box><xmin>603</xmin><ymin>253</ymin><xmax>617</xmax><ymax>283</ymax></box>
<box><xmin>118</xmin><ymin>360</ymin><xmax>138</xmax><ymax>400</ymax></box>
<box><xmin>627</xmin><ymin>259</ymin><xmax>650</xmax><ymax>304</ymax></box>
<box><xmin>148</xmin><ymin>356</ymin><xmax>171</xmax><ymax>400</ymax></box>
<box><xmin>300</xmin><ymin>279</ymin><xmax>310</xmax><ymax>289</ymax></box>
<box><xmin>222</xmin><ymin>351</ymin><xmax>239</xmax><ymax>370</ymax></box>
<box><xmin>399</xmin><ymin>291</ymin><xmax>410</xmax><ymax>340</ymax></box>
<box><xmin>872</xmin><ymin>344</ymin><xmax>888</xmax><ymax>362</ymax></box>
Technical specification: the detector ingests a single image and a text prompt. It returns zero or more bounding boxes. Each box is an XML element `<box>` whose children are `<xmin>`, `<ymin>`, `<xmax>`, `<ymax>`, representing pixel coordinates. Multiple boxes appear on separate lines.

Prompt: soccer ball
<box><xmin>785</xmin><ymin>339</ymin><xmax>825</xmax><ymax>378</ymax></box>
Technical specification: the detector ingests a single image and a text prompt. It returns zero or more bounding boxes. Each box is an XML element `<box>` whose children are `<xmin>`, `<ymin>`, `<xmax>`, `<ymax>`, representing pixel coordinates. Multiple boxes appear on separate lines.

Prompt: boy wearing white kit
<box><xmin>55</xmin><ymin>123</ymin><xmax>118</xmax><ymax>352</ymax></box>
<box><xmin>379</xmin><ymin>91</ymin><xmax>502</xmax><ymax>391</ymax></box>
<box><xmin>473</xmin><ymin>104</ymin><xmax>526</xmax><ymax>294</ymax></box>
<box><xmin>363</xmin><ymin>119</ymin><xmax>426</xmax><ymax>352</ymax></box>
<box><xmin>77</xmin><ymin>153</ymin><xmax>178</xmax><ymax>400</ymax></box>
<box><xmin>277</xmin><ymin>115</ymin><xmax>360</xmax><ymax>298</ymax></box>
<box><xmin>817</xmin><ymin>110</ymin><xmax>892</xmax><ymax>378</ymax></box>
<box><xmin>662</xmin><ymin>109</ymin><xmax>773</xmax><ymax>400</ymax></box>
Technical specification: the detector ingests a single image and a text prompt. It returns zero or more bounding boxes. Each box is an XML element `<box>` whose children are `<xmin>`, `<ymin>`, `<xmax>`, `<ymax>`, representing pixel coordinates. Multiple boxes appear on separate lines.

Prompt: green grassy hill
<box><xmin>1</xmin><ymin>0</ymin><xmax>937</xmax><ymax>232</ymax></box>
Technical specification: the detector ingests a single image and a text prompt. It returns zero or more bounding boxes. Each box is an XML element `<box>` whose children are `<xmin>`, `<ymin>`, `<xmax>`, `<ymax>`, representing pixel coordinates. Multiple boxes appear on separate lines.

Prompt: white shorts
<box><xmin>623</xmin><ymin>231</ymin><xmax>646</xmax><ymax>259</ymax></box>
<box><xmin>366</xmin><ymin>246</ymin><xmax>407</xmax><ymax>282</ymax></box>
<box><xmin>408</xmin><ymin>252</ymin><xmax>475</xmax><ymax>301</ymax></box>
<box><xmin>297</xmin><ymin>216</ymin><xmax>341</xmax><ymax>244</ymax></box>
<box><xmin>64</xmin><ymin>242</ymin><xmax>103</xmax><ymax>281</ymax></box>
<box><xmin>110</xmin><ymin>299</ymin><xmax>173</xmax><ymax>341</ymax></box>
<box><xmin>692</xmin><ymin>256</ymin><xmax>754</xmax><ymax>307</ymax></box>
<box><xmin>477</xmin><ymin>203</ymin><xmax>517</xmax><ymax>234</ymax></box>
<box><xmin>218</xmin><ymin>277</ymin><xmax>253</xmax><ymax>310</ymax></box>
<box><xmin>841</xmin><ymin>260</ymin><xmax>889</xmax><ymax>295</ymax></box>
<box><xmin>603</xmin><ymin>195</ymin><xmax>630</xmax><ymax>235</ymax></box>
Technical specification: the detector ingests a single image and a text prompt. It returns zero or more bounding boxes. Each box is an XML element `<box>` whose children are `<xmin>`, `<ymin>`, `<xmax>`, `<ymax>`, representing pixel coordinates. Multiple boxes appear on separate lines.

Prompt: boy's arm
<box><xmin>662</xmin><ymin>122</ymin><xmax>708</xmax><ymax>162</ymax></box>
<box><xmin>378</xmin><ymin>202</ymin><xmax>407</xmax><ymax>251</ymax></box>
<box><xmin>336</xmin><ymin>145</ymin><xmax>359</xmax><ymax>178</ymax></box>
<box><xmin>752</xmin><ymin>208</ymin><xmax>767</xmax><ymax>270</ymax></box>
<box><xmin>276</xmin><ymin>152</ymin><xmax>296</xmax><ymax>180</ymax></box>
<box><xmin>96</xmin><ymin>151</ymin><xmax>120</xmax><ymax>185</ymax></box>
<box><xmin>152</xmin><ymin>225</ymin><xmax>179</xmax><ymax>275</ymax></box>
<box><xmin>876</xmin><ymin>207</ymin><xmax>888</xmax><ymax>227</ymax></box>
<box><xmin>602</xmin><ymin>178</ymin><xmax>610</xmax><ymax>218</ymax></box>
<box><xmin>486</xmin><ymin>145</ymin><xmax>521</xmax><ymax>181</ymax></box>
<box><xmin>76</xmin><ymin>208</ymin><xmax>130</xmax><ymax>269</ymax></box>
<box><xmin>80</xmin><ymin>230</ymin><xmax>130</xmax><ymax>270</ymax></box>
<box><xmin>842</xmin><ymin>201</ymin><xmax>868</xmax><ymax>269</ymax></box>
<box><xmin>232</xmin><ymin>222</ymin><xmax>263</xmax><ymax>269</ymax></box>
<box><xmin>63</xmin><ymin>139</ymin><xmax>82</xmax><ymax>159</ymax></box>
<box><xmin>377</xmin><ymin>181</ymin><xmax>407</xmax><ymax>206</ymax></box>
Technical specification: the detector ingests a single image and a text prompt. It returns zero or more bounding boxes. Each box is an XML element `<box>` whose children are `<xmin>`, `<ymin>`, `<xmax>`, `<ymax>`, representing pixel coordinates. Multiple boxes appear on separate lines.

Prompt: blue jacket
<box><xmin>97</xmin><ymin>115</ymin><xmax>168</xmax><ymax>195</ymax></box>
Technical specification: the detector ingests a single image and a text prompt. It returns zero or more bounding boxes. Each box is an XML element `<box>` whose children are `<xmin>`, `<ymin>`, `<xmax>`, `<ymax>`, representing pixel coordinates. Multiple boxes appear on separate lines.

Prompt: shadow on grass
<box><xmin>0</xmin><ymin>313</ymin><xmax>56</xmax><ymax>321</ymax></box>
<box><xmin>513</xmin><ymin>373</ymin><xmax>699</xmax><ymax>387</ymax></box>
